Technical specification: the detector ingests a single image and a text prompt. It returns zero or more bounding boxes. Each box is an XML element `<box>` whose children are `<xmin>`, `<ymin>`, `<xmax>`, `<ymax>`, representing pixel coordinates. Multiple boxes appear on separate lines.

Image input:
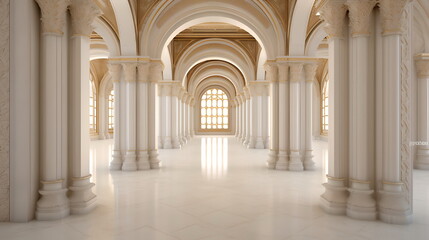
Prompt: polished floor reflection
<box><xmin>1</xmin><ymin>137</ymin><xmax>429</xmax><ymax>240</ymax></box>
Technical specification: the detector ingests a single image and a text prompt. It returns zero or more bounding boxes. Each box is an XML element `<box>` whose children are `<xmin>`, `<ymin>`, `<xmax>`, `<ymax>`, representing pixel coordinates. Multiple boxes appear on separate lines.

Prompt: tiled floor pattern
<box><xmin>1</xmin><ymin>136</ymin><xmax>429</xmax><ymax>240</ymax></box>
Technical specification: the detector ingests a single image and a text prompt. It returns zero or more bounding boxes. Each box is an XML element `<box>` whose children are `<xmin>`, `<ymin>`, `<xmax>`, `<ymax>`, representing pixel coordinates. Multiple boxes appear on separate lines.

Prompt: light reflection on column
<box><xmin>201</xmin><ymin>137</ymin><xmax>229</xmax><ymax>179</ymax></box>
<box><xmin>322</xmin><ymin>147</ymin><xmax>329</xmax><ymax>182</ymax></box>
<box><xmin>89</xmin><ymin>145</ymin><xmax>97</xmax><ymax>193</ymax></box>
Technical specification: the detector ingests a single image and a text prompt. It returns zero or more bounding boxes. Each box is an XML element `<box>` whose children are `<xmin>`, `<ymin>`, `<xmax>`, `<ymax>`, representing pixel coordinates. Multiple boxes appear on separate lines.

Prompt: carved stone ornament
<box><xmin>35</xmin><ymin>0</ymin><xmax>70</xmax><ymax>35</ymax></box>
<box><xmin>107</xmin><ymin>63</ymin><xmax>122</xmax><ymax>83</ymax></box>
<box><xmin>304</xmin><ymin>63</ymin><xmax>319</xmax><ymax>82</ymax></box>
<box><xmin>379</xmin><ymin>0</ymin><xmax>410</xmax><ymax>35</ymax></box>
<box><xmin>69</xmin><ymin>0</ymin><xmax>102</xmax><ymax>36</ymax></box>
<box><xmin>264</xmin><ymin>61</ymin><xmax>278</xmax><ymax>82</ymax></box>
<box><xmin>289</xmin><ymin>63</ymin><xmax>304</xmax><ymax>82</ymax></box>
<box><xmin>345</xmin><ymin>0</ymin><xmax>376</xmax><ymax>36</ymax></box>
<box><xmin>415</xmin><ymin>58</ymin><xmax>429</xmax><ymax>78</ymax></box>
<box><xmin>150</xmin><ymin>61</ymin><xmax>164</xmax><ymax>82</ymax></box>
<box><xmin>319</xmin><ymin>0</ymin><xmax>348</xmax><ymax>38</ymax></box>
<box><xmin>137</xmin><ymin>62</ymin><xmax>150</xmax><ymax>82</ymax></box>
<box><xmin>122</xmin><ymin>63</ymin><xmax>137</xmax><ymax>82</ymax></box>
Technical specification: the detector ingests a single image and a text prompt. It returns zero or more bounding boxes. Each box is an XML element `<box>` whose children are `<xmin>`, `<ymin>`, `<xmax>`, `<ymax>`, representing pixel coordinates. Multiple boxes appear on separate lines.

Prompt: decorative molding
<box><xmin>69</xmin><ymin>0</ymin><xmax>102</xmax><ymax>37</ymax></box>
<box><xmin>415</xmin><ymin>55</ymin><xmax>429</xmax><ymax>78</ymax></box>
<box><xmin>121</xmin><ymin>63</ymin><xmax>137</xmax><ymax>82</ymax></box>
<box><xmin>264</xmin><ymin>61</ymin><xmax>278</xmax><ymax>82</ymax></box>
<box><xmin>289</xmin><ymin>63</ymin><xmax>304</xmax><ymax>82</ymax></box>
<box><xmin>318</xmin><ymin>0</ymin><xmax>348</xmax><ymax>38</ymax></box>
<box><xmin>400</xmin><ymin>2</ymin><xmax>412</xmax><ymax>204</ymax></box>
<box><xmin>107</xmin><ymin>63</ymin><xmax>122</xmax><ymax>83</ymax></box>
<box><xmin>150</xmin><ymin>61</ymin><xmax>164</xmax><ymax>82</ymax></box>
<box><xmin>35</xmin><ymin>0</ymin><xmax>70</xmax><ymax>35</ymax></box>
<box><xmin>345</xmin><ymin>0</ymin><xmax>376</xmax><ymax>37</ymax></box>
<box><xmin>379</xmin><ymin>0</ymin><xmax>410</xmax><ymax>35</ymax></box>
<box><xmin>304</xmin><ymin>63</ymin><xmax>319</xmax><ymax>82</ymax></box>
<box><xmin>0</xmin><ymin>0</ymin><xmax>9</xmax><ymax>222</ymax></box>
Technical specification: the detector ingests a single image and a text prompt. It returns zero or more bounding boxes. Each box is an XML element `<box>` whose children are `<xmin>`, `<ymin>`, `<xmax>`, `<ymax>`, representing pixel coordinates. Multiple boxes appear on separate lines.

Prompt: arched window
<box><xmin>201</xmin><ymin>88</ymin><xmax>229</xmax><ymax>131</ymax></box>
<box><xmin>321</xmin><ymin>77</ymin><xmax>329</xmax><ymax>135</ymax></box>
<box><xmin>108</xmin><ymin>89</ymin><xmax>114</xmax><ymax>132</ymax></box>
<box><xmin>89</xmin><ymin>80</ymin><xmax>97</xmax><ymax>134</ymax></box>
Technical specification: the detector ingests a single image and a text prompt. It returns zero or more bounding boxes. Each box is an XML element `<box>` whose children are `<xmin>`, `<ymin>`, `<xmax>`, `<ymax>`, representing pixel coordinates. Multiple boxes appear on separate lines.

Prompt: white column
<box><xmin>262</xmin><ymin>92</ymin><xmax>270</xmax><ymax>148</ymax></box>
<box><xmin>345</xmin><ymin>0</ymin><xmax>377</xmax><ymax>220</ymax></box>
<box><xmin>177</xmin><ymin>91</ymin><xmax>183</xmax><ymax>145</ymax></box>
<box><xmin>240</xmin><ymin>95</ymin><xmax>246</xmax><ymax>143</ymax></box>
<box><xmin>35</xmin><ymin>0</ymin><xmax>70</xmax><ymax>220</ymax></box>
<box><xmin>248</xmin><ymin>86</ymin><xmax>258</xmax><ymax>149</ymax></box>
<box><xmin>303</xmin><ymin>63</ymin><xmax>318</xmax><ymax>170</ymax></box>
<box><xmin>109</xmin><ymin>63</ymin><xmax>122</xmax><ymax>170</ymax></box>
<box><xmin>148</xmin><ymin>62</ymin><xmax>162</xmax><ymax>168</ymax></box>
<box><xmin>319</xmin><ymin>0</ymin><xmax>349</xmax><ymax>214</ymax></box>
<box><xmin>276</xmin><ymin>63</ymin><xmax>289</xmax><ymax>170</ymax></box>
<box><xmin>255</xmin><ymin>88</ymin><xmax>266</xmax><ymax>149</ymax></box>
<box><xmin>378</xmin><ymin>0</ymin><xmax>412</xmax><ymax>224</ymax></box>
<box><xmin>237</xmin><ymin>97</ymin><xmax>242</xmax><ymax>139</ymax></box>
<box><xmin>160</xmin><ymin>84</ymin><xmax>173</xmax><ymax>149</ymax></box>
<box><xmin>265</xmin><ymin>62</ymin><xmax>279</xmax><ymax>169</ymax></box>
<box><xmin>190</xmin><ymin>98</ymin><xmax>195</xmax><ymax>137</ymax></box>
<box><xmin>234</xmin><ymin>99</ymin><xmax>239</xmax><ymax>137</ymax></box>
<box><xmin>171</xmin><ymin>83</ymin><xmax>181</xmax><ymax>148</ymax></box>
<box><xmin>415</xmin><ymin>54</ymin><xmax>429</xmax><ymax>169</ymax></box>
<box><xmin>68</xmin><ymin>0</ymin><xmax>100</xmax><ymax>214</ymax></box>
<box><xmin>244</xmin><ymin>91</ymin><xmax>251</xmax><ymax>147</ymax></box>
<box><xmin>187</xmin><ymin>97</ymin><xmax>193</xmax><ymax>139</ymax></box>
<box><xmin>121</xmin><ymin>63</ymin><xmax>138</xmax><ymax>171</ymax></box>
<box><xmin>181</xmin><ymin>93</ymin><xmax>187</xmax><ymax>144</ymax></box>
<box><xmin>289</xmin><ymin>63</ymin><xmax>304</xmax><ymax>171</ymax></box>
<box><xmin>137</xmin><ymin>62</ymin><xmax>150</xmax><ymax>170</ymax></box>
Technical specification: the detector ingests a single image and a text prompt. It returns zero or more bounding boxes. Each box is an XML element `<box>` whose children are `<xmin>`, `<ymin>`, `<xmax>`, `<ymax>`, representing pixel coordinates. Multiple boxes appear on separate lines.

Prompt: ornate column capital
<box><xmin>345</xmin><ymin>0</ymin><xmax>376</xmax><ymax>37</ymax></box>
<box><xmin>69</xmin><ymin>0</ymin><xmax>102</xmax><ymax>37</ymax></box>
<box><xmin>277</xmin><ymin>62</ymin><xmax>289</xmax><ymax>82</ymax></box>
<box><xmin>289</xmin><ymin>63</ymin><xmax>304</xmax><ymax>82</ymax></box>
<box><xmin>264</xmin><ymin>60</ymin><xmax>278</xmax><ymax>82</ymax></box>
<box><xmin>379</xmin><ymin>0</ymin><xmax>410</xmax><ymax>35</ymax></box>
<box><xmin>149</xmin><ymin>60</ymin><xmax>164</xmax><ymax>82</ymax></box>
<box><xmin>137</xmin><ymin>62</ymin><xmax>150</xmax><ymax>82</ymax></box>
<box><xmin>319</xmin><ymin>0</ymin><xmax>348</xmax><ymax>39</ymax></box>
<box><xmin>415</xmin><ymin>54</ymin><xmax>429</xmax><ymax>79</ymax></box>
<box><xmin>35</xmin><ymin>0</ymin><xmax>70</xmax><ymax>35</ymax></box>
<box><xmin>304</xmin><ymin>63</ymin><xmax>319</xmax><ymax>83</ymax></box>
<box><xmin>122</xmin><ymin>63</ymin><xmax>137</xmax><ymax>82</ymax></box>
<box><xmin>107</xmin><ymin>63</ymin><xmax>122</xmax><ymax>83</ymax></box>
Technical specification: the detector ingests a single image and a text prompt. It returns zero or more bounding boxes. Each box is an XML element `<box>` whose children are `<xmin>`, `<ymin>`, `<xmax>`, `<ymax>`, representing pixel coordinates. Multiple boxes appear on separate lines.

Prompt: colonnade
<box><xmin>415</xmin><ymin>54</ymin><xmax>429</xmax><ymax>170</ymax></box>
<box><xmin>35</xmin><ymin>0</ymin><xmax>100</xmax><ymax>220</ymax></box>
<box><xmin>265</xmin><ymin>59</ymin><xmax>318</xmax><ymax>171</ymax></box>
<box><xmin>235</xmin><ymin>84</ymin><xmax>270</xmax><ymax>149</ymax></box>
<box><xmin>108</xmin><ymin>58</ymin><xmax>162</xmax><ymax>170</ymax></box>
<box><xmin>318</xmin><ymin>0</ymin><xmax>412</xmax><ymax>224</ymax></box>
<box><xmin>158</xmin><ymin>82</ymin><xmax>194</xmax><ymax>149</ymax></box>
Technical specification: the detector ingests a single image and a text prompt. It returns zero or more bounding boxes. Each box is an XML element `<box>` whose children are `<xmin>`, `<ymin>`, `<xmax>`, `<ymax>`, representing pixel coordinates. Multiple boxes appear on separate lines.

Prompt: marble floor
<box><xmin>1</xmin><ymin>136</ymin><xmax>429</xmax><ymax>240</ymax></box>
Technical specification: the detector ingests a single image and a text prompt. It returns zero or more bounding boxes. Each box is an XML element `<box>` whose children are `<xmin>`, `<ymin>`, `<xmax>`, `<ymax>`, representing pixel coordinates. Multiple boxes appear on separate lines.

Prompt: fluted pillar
<box><xmin>148</xmin><ymin>62</ymin><xmax>162</xmax><ymax>168</ymax></box>
<box><xmin>345</xmin><ymin>0</ymin><xmax>377</xmax><ymax>220</ymax></box>
<box><xmin>68</xmin><ymin>0</ymin><xmax>100</xmax><ymax>214</ymax></box>
<box><xmin>137</xmin><ymin>62</ymin><xmax>151</xmax><ymax>169</ymax></box>
<box><xmin>122</xmin><ymin>63</ymin><xmax>138</xmax><ymax>171</ymax></box>
<box><xmin>244</xmin><ymin>89</ymin><xmax>251</xmax><ymax>147</ymax></box>
<box><xmin>171</xmin><ymin>83</ymin><xmax>181</xmax><ymax>148</ymax></box>
<box><xmin>289</xmin><ymin>64</ymin><xmax>304</xmax><ymax>171</ymax></box>
<box><xmin>319</xmin><ymin>0</ymin><xmax>349</xmax><ymax>214</ymax></box>
<box><xmin>159</xmin><ymin>84</ymin><xmax>173</xmax><ymax>149</ymax></box>
<box><xmin>109</xmin><ymin>63</ymin><xmax>122</xmax><ymax>170</ymax></box>
<box><xmin>239</xmin><ymin>95</ymin><xmax>246</xmax><ymax>142</ymax></box>
<box><xmin>276</xmin><ymin>63</ymin><xmax>289</xmax><ymax>170</ymax></box>
<box><xmin>415</xmin><ymin>54</ymin><xmax>429</xmax><ymax>169</ymax></box>
<box><xmin>378</xmin><ymin>0</ymin><xmax>412</xmax><ymax>224</ymax></box>
<box><xmin>303</xmin><ymin>63</ymin><xmax>317</xmax><ymax>170</ymax></box>
<box><xmin>190</xmin><ymin>98</ymin><xmax>195</xmax><ymax>137</ymax></box>
<box><xmin>234</xmin><ymin>99</ymin><xmax>240</xmax><ymax>137</ymax></box>
<box><xmin>186</xmin><ymin>96</ymin><xmax>192</xmax><ymax>140</ymax></box>
<box><xmin>35</xmin><ymin>0</ymin><xmax>70</xmax><ymax>220</ymax></box>
<box><xmin>265</xmin><ymin>62</ymin><xmax>279</xmax><ymax>169</ymax></box>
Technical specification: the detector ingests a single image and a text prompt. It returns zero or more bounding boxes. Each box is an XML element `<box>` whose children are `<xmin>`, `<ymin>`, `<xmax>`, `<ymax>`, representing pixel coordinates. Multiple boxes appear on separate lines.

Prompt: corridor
<box><xmin>1</xmin><ymin>137</ymin><xmax>428</xmax><ymax>240</ymax></box>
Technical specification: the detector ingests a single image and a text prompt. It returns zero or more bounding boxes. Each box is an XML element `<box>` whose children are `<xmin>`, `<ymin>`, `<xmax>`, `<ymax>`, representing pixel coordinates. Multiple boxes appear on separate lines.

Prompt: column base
<box><xmin>36</xmin><ymin>181</ymin><xmax>70</xmax><ymax>221</ymax></box>
<box><xmin>247</xmin><ymin>137</ymin><xmax>256</xmax><ymax>149</ymax></box>
<box><xmin>110</xmin><ymin>150</ymin><xmax>122</xmax><ymax>170</ymax></box>
<box><xmin>162</xmin><ymin>137</ymin><xmax>173</xmax><ymax>149</ymax></box>
<box><xmin>149</xmin><ymin>150</ymin><xmax>160</xmax><ymax>169</ymax></box>
<box><xmin>264</xmin><ymin>137</ymin><xmax>270</xmax><ymax>149</ymax></box>
<box><xmin>172</xmin><ymin>137</ymin><xmax>181</xmax><ymax>149</ymax></box>
<box><xmin>69</xmin><ymin>175</ymin><xmax>97</xmax><ymax>215</ymax></box>
<box><xmin>416</xmin><ymin>148</ymin><xmax>429</xmax><ymax>170</ymax></box>
<box><xmin>137</xmin><ymin>151</ymin><xmax>151</xmax><ymax>170</ymax></box>
<box><xmin>304</xmin><ymin>151</ymin><xmax>315</xmax><ymax>170</ymax></box>
<box><xmin>122</xmin><ymin>152</ymin><xmax>137</xmax><ymax>171</ymax></box>
<box><xmin>266</xmin><ymin>150</ymin><xmax>278</xmax><ymax>169</ymax></box>
<box><xmin>378</xmin><ymin>182</ymin><xmax>412</xmax><ymax>224</ymax></box>
<box><xmin>320</xmin><ymin>177</ymin><xmax>348</xmax><ymax>215</ymax></box>
<box><xmin>289</xmin><ymin>151</ymin><xmax>303</xmax><ymax>171</ymax></box>
<box><xmin>346</xmin><ymin>181</ymin><xmax>376</xmax><ymax>220</ymax></box>
<box><xmin>255</xmin><ymin>137</ymin><xmax>265</xmax><ymax>149</ymax></box>
<box><xmin>276</xmin><ymin>151</ymin><xmax>288</xmax><ymax>170</ymax></box>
